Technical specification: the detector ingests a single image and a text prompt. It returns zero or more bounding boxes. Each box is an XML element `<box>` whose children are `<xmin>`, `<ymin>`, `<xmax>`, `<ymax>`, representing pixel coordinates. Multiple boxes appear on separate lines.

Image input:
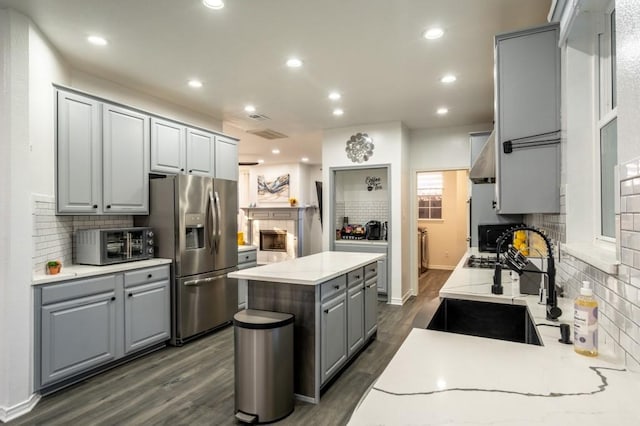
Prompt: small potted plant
<box><xmin>289</xmin><ymin>197</ymin><xmax>298</xmax><ymax>207</ymax></box>
<box><xmin>47</xmin><ymin>260</ymin><xmax>62</xmax><ymax>275</ymax></box>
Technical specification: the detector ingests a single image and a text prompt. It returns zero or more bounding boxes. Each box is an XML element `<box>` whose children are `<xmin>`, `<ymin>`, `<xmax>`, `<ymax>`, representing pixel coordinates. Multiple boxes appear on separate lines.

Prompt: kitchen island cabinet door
<box><xmin>102</xmin><ymin>104</ymin><xmax>150</xmax><ymax>214</ymax></box>
<box><xmin>124</xmin><ymin>279</ymin><xmax>170</xmax><ymax>354</ymax></box>
<box><xmin>364</xmin><ymin>277</ymin><xmax>378</xmax><ymax>339</ymax></box>
<box><xmin>214</xmin><ymin>135</ymin><xmax>238</xmax><ymax>181</ymax></box>
<box><xmin>40</xmin><ymin>290</ymin><xmax>118</xmax><ymax>387</ymax></box>
<box><xmin>321</xmin><ymin>294</ymin><xmax>348</xmax><ymax>384</ymax></box>
<box><xmin>150</xmin><ymin>117</ymin><xmax>186</xmax><ymax>174</ymax></box>
<box><xmin>186</xmin><ymin>128</ymin><xmax>215</xmax><ymax>177</ymax></box>
<box><xmin>347</xmin><ymin>285</ymin><xmax>365</xmax><ymax>356</ymax></box>
<box><xmin>56</xmin><ymin>90</ymin><xmax>102</xmax><ymax>214</ymax></box>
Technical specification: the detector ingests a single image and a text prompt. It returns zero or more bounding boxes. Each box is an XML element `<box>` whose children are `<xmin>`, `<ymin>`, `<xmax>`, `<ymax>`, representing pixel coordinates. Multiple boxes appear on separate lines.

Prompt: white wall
<box><xmin>323</xmin><ymin>121</ymin><xmax>409</xmax><ymax>304</ymax></box>
<box><xmin>0</xmin><ymin>8</ymin><xmax>42</xmax><ymax>421</ymax></box>
<box><xmin>617</xmin><ymin>0</ymin><xmax>640</xmax><ymax>162</ymax></box>
<box><xmin>563</xmin><ymin>12</ymin><xmax>598</xmax><ymax>244</ymax></box>
<box><xmin>245</xmin><ymin>163</ymin><xmax>310</xmax><ymax>207</ymax></box>
<box><xmin>409</xmin><ymin>123</ymin><xmax>493</xmax><ymax>171</ymax></box>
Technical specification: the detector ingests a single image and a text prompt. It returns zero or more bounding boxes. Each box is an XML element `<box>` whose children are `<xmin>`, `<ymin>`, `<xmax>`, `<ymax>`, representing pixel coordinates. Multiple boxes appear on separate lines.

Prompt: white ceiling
<box><xmin>0</xmin><ymin>0</ymin><xmax>551</xmax><ymax>165</ymax></box>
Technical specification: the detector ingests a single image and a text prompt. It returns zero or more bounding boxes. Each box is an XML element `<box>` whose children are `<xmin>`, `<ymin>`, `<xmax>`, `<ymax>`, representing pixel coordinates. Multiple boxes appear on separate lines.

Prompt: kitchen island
<box><xmin>228</xmin><ymin>251</ymin><xmax>386</xmax><ymax>403</ymax></box>
<box><xmin>348</xmin><ymin>250</ymin><xmax>640</xmax><ymax>425</ymax></box>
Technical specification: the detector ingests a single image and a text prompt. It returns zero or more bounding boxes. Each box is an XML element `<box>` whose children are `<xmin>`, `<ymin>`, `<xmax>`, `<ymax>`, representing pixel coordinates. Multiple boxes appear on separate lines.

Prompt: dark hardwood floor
<box><xmin>10</xmin><ymin>269</ymin><xmax>450</xmax><ymax>426</ymax></box>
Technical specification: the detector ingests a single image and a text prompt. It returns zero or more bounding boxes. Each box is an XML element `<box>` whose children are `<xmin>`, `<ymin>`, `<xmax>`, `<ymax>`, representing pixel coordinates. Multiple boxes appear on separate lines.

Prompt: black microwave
<box><xmin>478</xmin><ymin>223</ymin><xmax>523</xmax><ymax>253</ymax></box>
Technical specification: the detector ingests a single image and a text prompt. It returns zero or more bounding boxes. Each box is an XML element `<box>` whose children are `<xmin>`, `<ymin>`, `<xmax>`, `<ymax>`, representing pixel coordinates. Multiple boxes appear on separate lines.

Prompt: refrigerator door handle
<box><xmin>214</xmin><ymin>191</ymin><xmax>222</xmax><ymax>253</ymax></box>
<box><xmin>208</xmin><ymin>190</ymin><xmax>215</xmax><ymax>254</ymax></box>
<box><xmin>183</xmin><ymin>275</ymin><xmax>225</xmax><ymax>286</ymax></box>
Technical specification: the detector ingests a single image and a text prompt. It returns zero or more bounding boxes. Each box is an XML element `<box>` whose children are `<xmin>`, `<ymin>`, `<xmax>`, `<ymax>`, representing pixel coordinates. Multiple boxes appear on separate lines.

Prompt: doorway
<box><xmin>415</xmin><ymin>169</ymin><xmax>469</xmax><ymax>281</ymax></box>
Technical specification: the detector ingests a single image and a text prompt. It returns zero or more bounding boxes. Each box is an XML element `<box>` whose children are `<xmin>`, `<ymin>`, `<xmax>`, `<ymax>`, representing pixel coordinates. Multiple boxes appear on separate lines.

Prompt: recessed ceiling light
<box><xmin>258</xmin><ymin>159</ymin><xmax>265</xmax><ymax>164</ymax></box>
<box><xmin>202</xmin><ymin>0</ymin><xmax>224</xmax><ymax>10</ymax></box>
<box><xmin>188</xmin><ymin>79</ymin><xmax>203</xmax><ymax>88</ymax></box>
<box><xmin>423</xmin><ymin>27</ymin><xmax>444</xmax><ymax>40</ymax></box>
<box><xmin>437</xmin><ymin>107</ymin><xmax>449</xmax><ymax>115</ymax></box>
<box><xmin>328</xmin><ymin>92</ymin><xmax>341</xmax><ymax>101</ymax></box>
<box><xmin>87</xmin><ymin>35</ymin><xmax>108</xmax><ymax>46</ymax></box>
<box><xmin>441</xmin><ymin>74</ymin><xmax>457</xmax><ymax>83</ymax></box>
<box><xmin>301</xmin><ymin>157</ymin><xmax>309</xmax><ymax>162</ymax></box>
<box><xmin>286</xmin><ymin>58</ymin><xmax>303</xmax><ymax>68</ymax></box>
<box><xmin>272</xmin><ymin>149</ymin><xmax>280</xmax><ymax>154</ymax></box>
<box><xmin>244</xmin><ymin>105</ymin><xmax>256</xmax><ymax>113</ymax></box>
<box><xmin>333</xmin><ymin>108</ymin><xmax>344</xmax><ymax>116</ymax></box>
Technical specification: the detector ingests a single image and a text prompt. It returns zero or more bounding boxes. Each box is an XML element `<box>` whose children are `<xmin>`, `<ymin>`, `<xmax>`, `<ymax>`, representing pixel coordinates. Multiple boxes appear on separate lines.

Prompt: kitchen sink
<box><xmin>426</xmin><ymin>298</ymin><xmax>542</xmax><ymax>346</ymax></box>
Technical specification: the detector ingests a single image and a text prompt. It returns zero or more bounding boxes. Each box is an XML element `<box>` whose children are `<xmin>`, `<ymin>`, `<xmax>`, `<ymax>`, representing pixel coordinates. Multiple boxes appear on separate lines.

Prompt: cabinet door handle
<box><xmin>92</xmin><ymin>204</ymin><xmax>98</xmax><ymax>209</ymax></box>
<box><xmin>189</xmin><ymin>169</ymin><xmax>193</xmax><ymax>173</ymax></box>
<box><xmin>110</xmin><ymin>296</ymin><xmax>116</xmax><ymax>301</ymax></box>
<box><xmin>106</xmin><ymin>205</ymin><xmax>111</xmax><ymax>209</ymax></box>
<box><xmin>128</xmin><ymin>292</ymin><xmax>133</xmax><ymax>298</ymax></box>
<box><xmin>180</xmin><ymin>168</ymin><xmax>185</xmax><ymax>172</ymax></box>
<box><xmin>147</xmin><ymin>274</ymin><xmax>153</xmax><ymax>279</ymax></box>
<box><xmin>324</xmin><ymin>309</ymin><xmax>329</xmax><ymax>313</ymax></box>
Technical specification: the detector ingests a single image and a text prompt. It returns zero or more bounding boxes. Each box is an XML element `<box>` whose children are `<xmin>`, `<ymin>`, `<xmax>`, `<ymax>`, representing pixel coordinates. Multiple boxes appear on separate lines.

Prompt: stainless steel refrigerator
<box><xmin>136</xmin><ymin>174</ymin><xmax>238</xmax><ymax>345</ymax></box>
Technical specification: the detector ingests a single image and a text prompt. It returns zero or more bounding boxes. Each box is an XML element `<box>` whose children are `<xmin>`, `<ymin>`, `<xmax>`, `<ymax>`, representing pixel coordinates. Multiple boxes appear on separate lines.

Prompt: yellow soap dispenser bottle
<box><xmin>574</xmin><ymin>281</ymin><xmax>598</xmax><ymax>357</ymax></box>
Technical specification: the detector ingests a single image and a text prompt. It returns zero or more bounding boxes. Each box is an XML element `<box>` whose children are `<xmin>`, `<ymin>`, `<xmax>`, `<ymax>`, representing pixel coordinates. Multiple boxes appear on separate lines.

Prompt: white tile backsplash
<box><xmin>32</xmin><ymin>195</ymin><xmax>133</xmax><ymax>274</ymax></box>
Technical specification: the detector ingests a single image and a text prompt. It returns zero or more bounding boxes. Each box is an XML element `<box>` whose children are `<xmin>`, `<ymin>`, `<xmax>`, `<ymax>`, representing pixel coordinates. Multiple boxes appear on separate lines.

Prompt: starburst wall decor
<box><xmin>345</xmin><ymin>132</ymin><xmax>374</xmax><ymax>163</ymax></box>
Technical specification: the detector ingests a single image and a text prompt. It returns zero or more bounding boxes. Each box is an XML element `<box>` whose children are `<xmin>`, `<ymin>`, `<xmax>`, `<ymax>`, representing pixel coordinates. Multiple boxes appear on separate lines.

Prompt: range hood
<box><xmin>469</xmin><ymin>130</ymin><xmax>496</xmax><ymax>183</ymax></box>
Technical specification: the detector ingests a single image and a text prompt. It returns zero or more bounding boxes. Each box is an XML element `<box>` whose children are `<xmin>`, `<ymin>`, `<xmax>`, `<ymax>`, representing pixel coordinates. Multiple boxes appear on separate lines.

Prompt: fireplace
<box><xmin>260</xmin><ymin>230</ymin><xmax>287</xmax><ymax>252</ymax></box>
<box><xmin>243</xmin><ymin>207</ymin><xmax>313</xmax><ymax>264</ymax></box>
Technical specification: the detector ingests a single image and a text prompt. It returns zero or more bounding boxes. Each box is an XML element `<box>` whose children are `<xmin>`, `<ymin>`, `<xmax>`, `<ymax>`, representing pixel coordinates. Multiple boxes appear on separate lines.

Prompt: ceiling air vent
<box><xmin>247</xmin><ymin>113</ymin><xmax>270</xmax><ymax>121</ymax></box>
<box><xmin>246</xmin><ymin>129</ymin><xmax>288</xmax><ymax>140</ymax></box>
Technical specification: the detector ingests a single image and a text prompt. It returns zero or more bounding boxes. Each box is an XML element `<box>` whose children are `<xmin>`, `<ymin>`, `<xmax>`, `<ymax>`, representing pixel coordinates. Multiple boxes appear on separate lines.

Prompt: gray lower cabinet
<box><xmin>321</xmin><ymin>293</ymin><xmax>348</xmax><ymax>383</ymax></box>
<box><xmin>347</xmin><ymin>268</ymin><xmax>365</xmax><ymax>357</ymax></box>
<box><xmin>364</xmin><ymin>263</ymin><xmax>378</xmax><ymax>338</ymax></box>
<box><xmin>40</xmin><ymin>280</ymin><xmax>118</xmax><ymax>387</ymax></box>
<box><xmin>35</xmin><ymin>264</ymin><xmax>170</xmax><ymax>391</ymax></box>
<box><xmin>237</xmin><ymin>248</ymin><xmax>257</xmax><ymax>310</ymax></box>
<box><xmin>123</xmin><ymin>275</ymin><xmax>170</xmax><ymax>354</ymax></box>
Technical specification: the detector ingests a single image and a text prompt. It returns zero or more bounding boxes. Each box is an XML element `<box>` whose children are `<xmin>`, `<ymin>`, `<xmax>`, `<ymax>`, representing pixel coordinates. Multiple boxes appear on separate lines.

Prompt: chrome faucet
<box><xmin>491</xmin><ymin>225</ymin><xmax>562</xmax><ymax>321</ymax></box>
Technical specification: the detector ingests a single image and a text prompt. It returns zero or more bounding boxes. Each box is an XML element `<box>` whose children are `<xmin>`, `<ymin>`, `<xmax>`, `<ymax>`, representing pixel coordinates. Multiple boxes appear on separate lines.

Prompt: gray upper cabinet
<box><xmin>102</xmin><ymin>104</ymin><xmax>150</xmax><ymax>214</ymax></box>
<box><xmin>150</xmin><ymin>117</ymin><xmax>186</xmax><ymax>174</ymax></box>
<box><xmin>186</xmin><ymin>128</ymin><xmax>215</xmax><ymax>177</ymax></box>
<box><xmin>495</xmin><ymin>24</ymin><xmax>561</xmax><ymax>214</ymax></box>
<box><xmin>56</xmin><ymin>91</ymin><xmax>102</xmax><ymax>214</ymax></box>
<box><xmin>56</xmin><ymin>89</ymin><xmax>149</xmax><ymax>215</ymax></box>
<box><xmin>215</xmin><ymin>134</ymin><xmax>239</xmax><ymax>180</ymax></box>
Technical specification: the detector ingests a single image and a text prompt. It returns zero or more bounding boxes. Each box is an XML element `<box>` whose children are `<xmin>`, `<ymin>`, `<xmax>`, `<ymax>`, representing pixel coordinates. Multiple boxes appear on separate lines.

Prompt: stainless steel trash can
<box><xmin>234</xmin><ymin>309</ymin><xmax>294</xmax><ymax>424</ymax></box>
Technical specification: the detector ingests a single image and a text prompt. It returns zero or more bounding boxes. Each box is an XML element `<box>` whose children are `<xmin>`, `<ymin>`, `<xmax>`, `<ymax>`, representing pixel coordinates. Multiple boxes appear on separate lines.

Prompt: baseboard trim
<box><xmin>0</xmin><ymin>393</ymin><xmax>40</xmax><ymax>423</ymax></box>
<box><xmin>390</xmin><ymin>289</ymin><xmax>413</xmax><ymax>306</ymax></box>
<box><xmin>425</xmin><ymin>264</ymin><xmax>455</xmax><ymax>271</ymax></box>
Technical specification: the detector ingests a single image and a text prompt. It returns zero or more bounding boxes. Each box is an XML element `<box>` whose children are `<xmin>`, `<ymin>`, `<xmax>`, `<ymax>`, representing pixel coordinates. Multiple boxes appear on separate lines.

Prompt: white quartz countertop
<box><xmin>227</xmin><ymin>251</ymin><xmax>385</xmax><ymax>285</ymax></box>
<box><xmin>349</xmin><ymin>249</ymin><xmax>640</xmax><ymax>425</ymax></box>
<box><xmin>32</xmin><ymin>258</ymin><xmax>172</xmax><ymax>286</ymax></box>
<box><xmin>237</xmin><ymin>245</ymin><xmax>257</xmax><ymax>253</ymax></box>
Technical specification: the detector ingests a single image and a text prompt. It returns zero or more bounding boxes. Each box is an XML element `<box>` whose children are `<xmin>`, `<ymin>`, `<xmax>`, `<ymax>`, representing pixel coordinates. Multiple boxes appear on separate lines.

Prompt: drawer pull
<box><xmin>355</xmin><ymin>275</ymin><xmax>360</xmax><ymax>279</ymax></box>
<box><xmin>147</xmin><ymin>274</ymin><xmax>153</xmax><ymax>279</ymax></box>
<box><xmin>128</xmin><ymin>292</ymin><xmax>133</xmax><ymax>298</ymax></box>
<box><xmin>92</xmin><ymin>204</ymin><xmax>98</xmax><ymax>209</ymax></box>
<box><xmin>333</xmin><ymin>284</ymin><xmax>340</xmax><ymax>289</ymax></box>
<box><xmin>324</xmin><ymin>309</ymin><xmax>329</xmax><ymax>313</ymax></box>
<box><xmin>110</xmin><ymin>296</ymin><xmax>116</xmax><ymax>301</ymax></box>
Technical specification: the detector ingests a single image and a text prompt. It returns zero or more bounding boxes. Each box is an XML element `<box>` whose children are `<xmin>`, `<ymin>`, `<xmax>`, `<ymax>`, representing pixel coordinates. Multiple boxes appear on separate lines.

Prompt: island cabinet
<box><xmin>56</xmin><ymin>89</ymin><xmax>150</xmax><ymax>215</ymax></box>
<box><xmin>150</xmin><ymin>117</ymin><xmax>239</xmax><ymax>181</ymax></box>
<box><xmin>34</xmin><ymin>264</ymin><xmax>170</xmax><ymax>393</ymax></box>
<box><xmin>239</xmin><ymin>254</ymin><xmax>381</xmax><ymax>404</ymax></box>
<box><xmin>236</xmin><ymin>247</ymin><xmax>257</xmax><ymax>310</ymax></box>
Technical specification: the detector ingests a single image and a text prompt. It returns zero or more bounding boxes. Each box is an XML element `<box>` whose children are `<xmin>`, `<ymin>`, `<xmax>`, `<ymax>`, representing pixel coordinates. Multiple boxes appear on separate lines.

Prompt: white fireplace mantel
<box><xmin>242</xmin><ymin>207</ymin><xmax>314</xmax><ymax>263</ymax></box>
